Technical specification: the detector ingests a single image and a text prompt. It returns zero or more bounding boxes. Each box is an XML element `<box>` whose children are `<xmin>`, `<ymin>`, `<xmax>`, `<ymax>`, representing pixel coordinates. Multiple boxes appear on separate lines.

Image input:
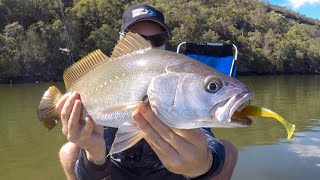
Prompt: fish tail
<box><xmin>36</xmin><ymin>86</ymin><xmax>63</xmax><ymax>130</ymax></box>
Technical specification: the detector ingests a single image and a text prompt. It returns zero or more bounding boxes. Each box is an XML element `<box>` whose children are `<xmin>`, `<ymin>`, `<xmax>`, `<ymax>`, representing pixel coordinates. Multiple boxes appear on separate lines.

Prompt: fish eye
<box><xmin>206</xmin><ymin>81</ymin><xmax>220</xmax><ymax>93</ymax></box>
<box><xmin>204</xmin><ymin>76</ymin><xmax>222</xmax><ymax>93</ymax></box>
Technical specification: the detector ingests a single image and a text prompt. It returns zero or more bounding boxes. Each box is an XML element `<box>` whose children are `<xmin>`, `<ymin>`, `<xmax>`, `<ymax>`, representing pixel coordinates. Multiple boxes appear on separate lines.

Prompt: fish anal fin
<box><xmin>109</xmin><ymin>122</ymin><xmax>143</xmax><ymax>155</ymax></box>
<box><xmin>63</xmin><ymin>49</ymin><xmax>109</xmax><ymax>89</ymax></box>
<box><xmin>111</xmin><ymin>32</ymin><xmax>152</xmax><ymax>59</ymax></box>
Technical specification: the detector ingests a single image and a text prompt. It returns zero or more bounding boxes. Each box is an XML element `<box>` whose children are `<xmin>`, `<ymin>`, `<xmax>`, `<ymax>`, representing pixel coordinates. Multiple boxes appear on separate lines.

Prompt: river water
<box><xmin>0</xmin><ymin>75</ymin><xmax>319</xmax><ymax>179</ymax></box>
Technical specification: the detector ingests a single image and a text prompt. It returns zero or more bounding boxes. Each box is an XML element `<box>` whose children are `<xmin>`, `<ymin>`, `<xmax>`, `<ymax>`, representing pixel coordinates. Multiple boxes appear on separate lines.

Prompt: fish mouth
<box><xmin>230</xmin><ymin>109</ymin><xmax>253</xmax><ymax>126</ymax></box>
<box><xmin>229</xmin><ymin>92</ymin><xmax>254</xmax><ymax>117</ymax></box>
<box><xmin>229</xmin><ymin>92</ymin><xmax>254</xmax><ymax>126</ymax></box>
<box><xmin>211</xmin><ymin>91</ymin><xmax>254</xmax><ymax>126</ymax></box>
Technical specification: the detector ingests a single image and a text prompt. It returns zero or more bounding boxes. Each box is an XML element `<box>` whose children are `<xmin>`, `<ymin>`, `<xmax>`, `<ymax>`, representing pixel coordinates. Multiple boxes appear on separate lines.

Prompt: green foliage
<box><xmin>0</xmin><ymin>22</ymin><xmax>24</xmax><ymax>78</ymax></box>
<box><xmin>84</xmin><ymin>24</ymin><xmax>119</xmax><ymax>55</ymax></box>
<box><xmin>1</xmin><ymin>0</ymin><xmax>320</xmax><ymax>81</ymax></box>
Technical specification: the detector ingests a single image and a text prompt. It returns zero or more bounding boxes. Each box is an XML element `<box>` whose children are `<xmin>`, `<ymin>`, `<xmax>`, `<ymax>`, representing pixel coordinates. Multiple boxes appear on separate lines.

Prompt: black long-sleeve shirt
<box><xmin>75</xmin><ymin>128</ymin><xmax>225</xmax><ymax>180</ymax></box>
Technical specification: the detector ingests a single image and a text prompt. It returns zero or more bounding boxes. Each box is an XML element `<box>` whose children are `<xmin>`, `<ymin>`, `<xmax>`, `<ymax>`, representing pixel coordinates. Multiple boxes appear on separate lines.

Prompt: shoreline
<box><xmin>0</xmin><ymin>76</ymin><xmax>62</xmax><ymax>84</ymax></box>
<box><xmin>1</xmin><ymin>72</ymin><xmax>320</xmax><ymax>84</ymax></box>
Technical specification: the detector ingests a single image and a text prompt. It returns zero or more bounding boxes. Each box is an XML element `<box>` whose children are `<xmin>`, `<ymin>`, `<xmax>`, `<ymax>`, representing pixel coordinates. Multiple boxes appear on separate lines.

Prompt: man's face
<box><xmin>128</xmin><ymin>21</ymin><xmax>167</xmax><ymax>49</ymax></box>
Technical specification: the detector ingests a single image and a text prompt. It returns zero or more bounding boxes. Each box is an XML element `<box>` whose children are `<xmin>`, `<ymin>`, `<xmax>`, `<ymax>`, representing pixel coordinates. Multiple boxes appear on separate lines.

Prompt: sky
<box><xmin>267</xmin><ymin>0</ymin><xmax>320</xmax><ymax>20</ymax></box>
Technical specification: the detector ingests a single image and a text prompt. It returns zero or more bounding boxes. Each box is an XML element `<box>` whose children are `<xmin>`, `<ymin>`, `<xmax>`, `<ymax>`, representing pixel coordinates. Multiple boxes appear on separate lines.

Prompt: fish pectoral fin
<box><xmin>109</xmin><ymin>122</ymin><xmax>143</xmax><ymax>155</ymax></box>
<box><xmin>103</xmin><ymin>98</ymin><xmax>149</xmax><ymax>114</ymax></box>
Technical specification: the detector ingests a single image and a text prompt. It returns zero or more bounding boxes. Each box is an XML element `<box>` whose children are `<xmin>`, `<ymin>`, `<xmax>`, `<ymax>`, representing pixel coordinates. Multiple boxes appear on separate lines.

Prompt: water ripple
<box><xmin>288</xmin><ymin>120</ymin><xmax>320</xmax><ymax>159</ymax></box>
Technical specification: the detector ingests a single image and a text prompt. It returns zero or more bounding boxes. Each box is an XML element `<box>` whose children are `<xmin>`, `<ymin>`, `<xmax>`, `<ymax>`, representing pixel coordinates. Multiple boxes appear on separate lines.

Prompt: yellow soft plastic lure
<box><xmin>240</xmin><ymin>105</ymin><xmax>296</xmax><ymax>139</ymax></box>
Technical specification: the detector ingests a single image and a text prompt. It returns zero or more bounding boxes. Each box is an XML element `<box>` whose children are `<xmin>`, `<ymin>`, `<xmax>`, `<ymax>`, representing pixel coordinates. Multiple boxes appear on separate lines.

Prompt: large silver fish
<box><xmin>37</xmin><ymin>32</ymin><xmax>254</xmax><ymax>154</ymax></box>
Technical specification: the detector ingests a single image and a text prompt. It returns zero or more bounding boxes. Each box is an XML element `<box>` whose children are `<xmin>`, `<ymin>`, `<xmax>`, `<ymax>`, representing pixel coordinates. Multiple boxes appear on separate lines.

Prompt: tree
<box><xmin>0</xmin><ymin>22</ymin><xmax>25</xmax><ymax>78</ymax></box>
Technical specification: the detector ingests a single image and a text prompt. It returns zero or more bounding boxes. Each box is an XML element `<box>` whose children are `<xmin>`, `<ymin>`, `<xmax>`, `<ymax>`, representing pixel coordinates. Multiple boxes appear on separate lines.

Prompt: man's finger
<box><xmin>144</xmin><ymin>138</ymin><xmax>173</xmax><ymax>165</ymax></box>
<box><xmin>78</xmin><ymin>117</ymin><xmax>94</xmax><ymax>145</ymax></box>
<box><xmin>137</xmin><ymin>105</ymin><xmax>192</xmax><ymax>154</ymax></box>
<box><xmin>132</xmin><ymin>110</ymin><xmax>178</xmax><ymax>158</ymax></box>
<box><xmin>144</xmin><ymin>137</ymin><xmax>187</xmax><ymax>175</ymax></box>
<box><xmin>172</xmin><ymin>128</ymin><xmax>207</xmax><ymax>147</ymax></box>
<box><xmin>67</xmin><ymin>99</ymin><xmax>83</xmax><ymax>140</ymax></box>
<box><xmin>56</xmin><ymin>93</ymin><xmax>70</xmax><ymax>135</ymax></box>
<box><xmin>61</xmin><ymin>92</ymin><xmax>79</xmax><ymax>134</ymax></box>
<box><xmin>55</xmin><ymin>92</ymin><xmax>72</xmax><ymax>113</ymax></box>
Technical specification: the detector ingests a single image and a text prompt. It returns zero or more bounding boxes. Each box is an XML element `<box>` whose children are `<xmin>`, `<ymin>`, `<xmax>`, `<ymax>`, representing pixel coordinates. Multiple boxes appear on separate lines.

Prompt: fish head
<box><xmin>147</xmin><ymin>60</ymin><xmax>254</xmax><ymax>129</ymax></box>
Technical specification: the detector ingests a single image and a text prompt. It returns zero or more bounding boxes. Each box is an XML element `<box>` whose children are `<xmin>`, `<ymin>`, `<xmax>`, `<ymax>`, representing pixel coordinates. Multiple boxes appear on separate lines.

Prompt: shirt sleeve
<box><xmin>75</xmin><ymin>149</ymin><xmax>112</xmax><ymax>180</ymax></box>
<box><xmin>190</xmin><ymin>128</ymin><xmax>225</xmax><ymax>180</ymax></box>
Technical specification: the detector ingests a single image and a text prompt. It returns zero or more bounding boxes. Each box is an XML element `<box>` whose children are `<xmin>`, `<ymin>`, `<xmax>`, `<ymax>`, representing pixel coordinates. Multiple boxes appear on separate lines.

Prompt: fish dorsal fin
<box><xmin>63</xmin><ymin>49</ymin><xmax>109</xmax><ymax>89</ymax></box>
<box><xmin>111</xmin><ymin>32</ymin><xmax>152</xmax><ymax>59</ymax></box>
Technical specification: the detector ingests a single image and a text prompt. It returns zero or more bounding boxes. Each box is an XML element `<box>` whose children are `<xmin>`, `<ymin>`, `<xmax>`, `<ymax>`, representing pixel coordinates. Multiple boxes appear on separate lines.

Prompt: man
<box><xmin>58</xmin><ymin>4</ymin><xmax>238</xmax><ymax>180</ymax></box>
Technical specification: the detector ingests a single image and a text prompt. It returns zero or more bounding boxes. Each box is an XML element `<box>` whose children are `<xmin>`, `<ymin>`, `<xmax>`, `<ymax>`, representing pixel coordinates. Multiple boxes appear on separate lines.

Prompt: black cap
<box><xmin>121</xmin><ymin>4</ymin><xmax>170</xmax><ymax>36</ymax></box>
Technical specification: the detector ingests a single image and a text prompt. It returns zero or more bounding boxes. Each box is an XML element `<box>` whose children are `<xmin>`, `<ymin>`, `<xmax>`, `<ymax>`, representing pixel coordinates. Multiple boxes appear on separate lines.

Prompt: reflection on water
<box><xmin>289</xmin><ymin>119</ymin><xmax>320</xmax><ymax>159</ymax></box>
<box><xmin>0</xmin><ymin>75</ymin><xmax>320</xmax><ymax>179</ymax></box>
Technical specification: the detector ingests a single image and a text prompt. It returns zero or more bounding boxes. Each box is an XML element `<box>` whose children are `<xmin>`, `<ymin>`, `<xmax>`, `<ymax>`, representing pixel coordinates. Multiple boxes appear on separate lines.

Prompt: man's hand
<box><xmin>132</xmin><ymin>105</ymin><xmax>213</xmax><ymax>178</ymax></box>
<box><xmin>56</xmin><ymin>92</ymin><xmax>106</xmax><ymax>165</ymax></box>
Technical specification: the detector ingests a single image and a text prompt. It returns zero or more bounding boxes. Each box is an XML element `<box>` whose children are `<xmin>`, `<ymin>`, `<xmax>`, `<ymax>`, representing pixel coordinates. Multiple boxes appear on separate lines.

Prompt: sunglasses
<box><xmin>140</xmin><ymin>31</ymin><xmax>168</xmax><ymax>47</ymax></box>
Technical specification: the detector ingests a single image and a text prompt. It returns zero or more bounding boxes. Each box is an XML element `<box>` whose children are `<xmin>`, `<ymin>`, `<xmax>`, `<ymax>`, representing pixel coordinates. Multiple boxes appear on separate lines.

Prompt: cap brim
<box><xmin>123</xmin><ymin>18</ymin><xmax>170</xmax><ymax>36</ymax></box>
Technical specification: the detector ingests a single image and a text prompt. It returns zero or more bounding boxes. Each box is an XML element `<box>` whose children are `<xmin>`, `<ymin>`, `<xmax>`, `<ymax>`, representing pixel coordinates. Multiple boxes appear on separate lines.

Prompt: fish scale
<box><xmin>81</xmin><ymin>54</ymin><xmax>171</xmax><ymax>127</ymax></box>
